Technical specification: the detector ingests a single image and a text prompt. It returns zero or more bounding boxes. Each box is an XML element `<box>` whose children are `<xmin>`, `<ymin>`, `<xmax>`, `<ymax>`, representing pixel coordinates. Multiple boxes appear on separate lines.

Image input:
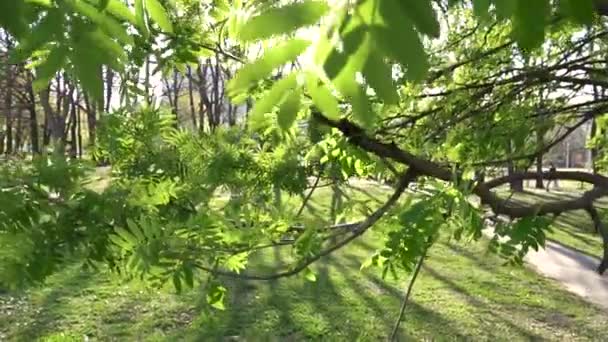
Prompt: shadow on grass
<box><xmin>359</xmin><ymin>266</ymin><xmax>472</xmax><ymax>340</ymax></box>
<box><xmin>423</xmin><ymin>265</ymin><xmax>546</xmax><ymax>340</ymax></box>
<box><xmin>12</xmin><ymin>266</ymin><xmax>94</xmax><ymax>340</ymax></box>
<box><xmin>346</xmin><ymin>185</ymin><xmax>385</xmax><ymax>205</ymax></box>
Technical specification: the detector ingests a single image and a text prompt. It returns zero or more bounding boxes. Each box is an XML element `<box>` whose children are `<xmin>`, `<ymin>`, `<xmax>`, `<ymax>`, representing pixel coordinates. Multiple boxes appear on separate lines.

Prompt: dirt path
<box><xmin>523</xmin><ymin>240</ymin><xmax>608</xmax><ymax>310</ymax></box>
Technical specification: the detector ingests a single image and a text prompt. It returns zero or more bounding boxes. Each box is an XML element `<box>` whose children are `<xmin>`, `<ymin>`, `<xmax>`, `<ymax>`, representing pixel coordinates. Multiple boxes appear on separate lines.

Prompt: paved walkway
<box><xmin>523</xmin><ymin>240</ymin><xmax>608</xmax><ymax>310</ymax></box>
<box><xmin>351</xmin><ymin>179</ymin><xmax>608</xmax><ymax>310</ymax></box>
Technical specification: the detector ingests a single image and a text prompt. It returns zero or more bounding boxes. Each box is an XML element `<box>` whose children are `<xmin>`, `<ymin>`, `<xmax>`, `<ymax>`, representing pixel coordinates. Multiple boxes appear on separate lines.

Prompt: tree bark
<box><xmin>586</xmin><ymin>206</ymin><xmax>608</xmax><ymax>274</ymax></box>
<box><xmin>187</xmin><ymin>66</ymin><xmax>197</xmax><ymax>130</ymax></box>
<box><xmin>105</xmin><ymin>67</ymin><xmax>114</xmax><ymax>113</ymax></box>
<box><xmin>26</xmin><ymin>72</ymin><xmax>39</xmax><ymax>154</ymax></box>
<box><xmin>4</xmin><ymin>37</ymin><xmax>13</xmax><ymax>155</ymax></box>
<box><xmin>40</xmin><ymin>85</ymin><xmax>65</xmax><ymax>152</ymax></box>
<box><xmin>507</xmin><ymin>141</ymin><xmax>524</xmax><ymax>192</ymax></box>
<box><xmin>83</xmin><ymin>93</ymin><xmax>97</xmax><ymax>149</ymax></box>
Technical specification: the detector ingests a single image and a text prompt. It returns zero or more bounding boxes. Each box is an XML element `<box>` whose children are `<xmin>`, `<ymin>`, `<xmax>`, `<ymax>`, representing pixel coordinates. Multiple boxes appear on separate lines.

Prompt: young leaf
<box><xmin>145</xmin><ymin>0</ymin><xmax>174</xmax><ymax>33</ymax></box>
<box><xmin>249</xmin><ymin>73</ymin><xmax>298</xmax><ymax>130</ymax></box>
<box><xmin>306</xmin><ymin>74</ymin><xmax>341</xmax><ymax>120</ymax></box>
<box><xmin>277</xmin><ymin>89</ymin><xmax>301</xmax><ymax>130</ymax></box>
<box><xmin>239</xmin><ymin>1</ymin><xmax>329</xmax><ymax>41</ymax></box>
<box><xmin>229</xmin><ymin>39</ymin><xmax>310</xmax><ymax>97</ymax></box>
<box><xmin>304</xmin><ymin>267</ymin><xmax>317</xmax><ymax>282</ymax></box>
<box><xmin>206</xmin><ymin>284</ymin><xmax>227</xmax><ymax>310</ymax></box>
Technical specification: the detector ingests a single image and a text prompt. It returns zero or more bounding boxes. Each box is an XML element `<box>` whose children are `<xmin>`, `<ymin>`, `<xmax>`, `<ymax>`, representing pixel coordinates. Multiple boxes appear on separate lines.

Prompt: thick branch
<box><xmin>585</xmin><ymin>206</ymin><xmax>608</xmax><ymax>274</ymax></box>
<box><xmin>312</xmin><ymin>112</ymin><xmax>608</xmax><ymax>219</ymax></box>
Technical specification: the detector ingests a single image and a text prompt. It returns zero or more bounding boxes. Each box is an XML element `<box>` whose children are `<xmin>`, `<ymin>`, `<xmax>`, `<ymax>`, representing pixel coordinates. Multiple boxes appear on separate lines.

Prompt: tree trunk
<box><xmin>535</xmin><ymin>154</ymin><xmax>544</xmax><ymax>189</ymax></box>
<box><xmin>69</xmin><ymin>94</ymin><xmax>78</xmax><ymax>158</ymax></box>
<box><xmin>40</xmin><ymin>85</ymin><xmax>65</xmax><ymax>152</ymax></box>
<box><xmin>83</xmin><ymin>93</ymin><xmax>97</xmax><ymax>149</ymax></box>
<box><xmin>105</xmin><ymin>67</ymin><xmax>114</xmax><ymax>113</ymax></box>
<box><xmin>187</xmin><ymin>66</ymin><xmax>197</xmax><ymax>130</ymax></box>
<box><xmin>586</xmin><ymin>206</ymin><xmax>608</xmax><ymax>274</ymax></box>
<box><xmin>507</xmin><ymin>141</ymin><xmax>523</xmax><ymax>192</ymax></box>
<box><xmin>173</xmin><ymin>68</ymin><xmax>180</xmax><ymax>126</ymax></box>
<box><xmin>77</xmin><ymin>92</ymin><xmax>83</xmax><ymax>158</ymax></box>
<box><xmin>26</xmin><ymin>72</ymin><xmax>39</xmax><ymax>154</ymax></box>
<box><xmin>15</xmin><ymin>110</ymin><xmax>22</xmax><ymax>154</ymax></box>
<box><xmin>4</xmin><ymin>39</ymin><xmax>13</xmax><ymax>155</ymax></box>
<box><xmin>197</xmin><ymin>63</ymin><xmax>209</xmax><ymax>133</ymax></box>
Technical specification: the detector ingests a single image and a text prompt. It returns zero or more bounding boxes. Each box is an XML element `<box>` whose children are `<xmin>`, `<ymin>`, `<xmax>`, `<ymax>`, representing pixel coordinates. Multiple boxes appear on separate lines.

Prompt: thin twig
<box><xmin>389</xmin><ymin>241</ymin><xmax>431</xmax><ymax>341</ymax></box>
<box><xmin>296</xmin><ymin>171</ymin><xmax>323</xmax><ymax>218</ymax></box>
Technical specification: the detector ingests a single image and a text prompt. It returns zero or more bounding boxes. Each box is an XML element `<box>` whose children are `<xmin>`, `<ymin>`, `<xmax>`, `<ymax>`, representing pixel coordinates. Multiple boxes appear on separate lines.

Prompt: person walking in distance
<box><xmin>546</xmin><ymin>162</ymin><xmax>557</xmax><ymax>191</ymax></box>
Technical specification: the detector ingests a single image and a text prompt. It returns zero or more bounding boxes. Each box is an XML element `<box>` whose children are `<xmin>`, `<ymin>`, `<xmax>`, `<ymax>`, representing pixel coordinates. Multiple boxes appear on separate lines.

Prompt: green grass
<box><xmin>502</xmin><ymin>188</ymin><xmax>606</xmax><ymax>258</ymax></box>
<box><xmin>2</xmin><ymin>180</ymin><xmax>607</xmax><ymax>341</ymax></box>
<box><xmin>2</xmin><ymin>237</ymin><xmax>607</xmax><ymax>341</ymax></box>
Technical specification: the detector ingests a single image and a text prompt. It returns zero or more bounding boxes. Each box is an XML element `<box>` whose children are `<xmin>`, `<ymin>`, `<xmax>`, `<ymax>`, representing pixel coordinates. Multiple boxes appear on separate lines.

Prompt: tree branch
<box><xmin>196</xmin><ymin>169</ymin><xmax>417</xmax><ymax>280</ymax></box>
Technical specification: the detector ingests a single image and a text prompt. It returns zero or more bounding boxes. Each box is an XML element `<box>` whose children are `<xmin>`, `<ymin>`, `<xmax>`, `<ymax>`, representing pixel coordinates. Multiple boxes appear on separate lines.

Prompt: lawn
<box><xmin>501</xmin><ymin>187</ymin><xmax>607</xmax><ymax>258</ymax></box>
<box><xmin>1</xmin><ymin>180</ymin><xmax>607</xmax><ymax>341</ymax></box>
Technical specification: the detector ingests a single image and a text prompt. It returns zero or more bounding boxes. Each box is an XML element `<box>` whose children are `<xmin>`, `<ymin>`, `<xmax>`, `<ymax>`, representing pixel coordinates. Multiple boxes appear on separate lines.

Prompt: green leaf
<box><xmin>33</xmin><ymin>46</ymin><xmax>67</xmax><ymax>92</ymax></box>
<box><xmin>72</xmin><ymin>27</ymin><xmax>126</xmax><ymax>73</ymax></box>
<box><xmin>306</xmin><ymin>75</ymin><xmax>342</xmax><ymax>121</ymax></box>
<box><xmin>99</xmin><ymin>0</ymin><xmax>110</xmax><ymax>10</ymax></box>
<box><xmin>114</xmin><ymin>227</ymin><xmax>137</xmax><ymax>246</ymax></box>
<box><xmin>183</xmin><ymin>264</ymin><xmax>194</xmax><ymax>288</ymax></box>
<box><xmin>249</xmin><ymin>73</ymin><xmax>298</xmax><ymax>130</ymax></box>
<box><xmin>24</xmin><ymin>0</ymin><xmax>52</xmax><ymax>7</ymax></box>
<box><xmin>109</xmin><ymin>234</ymin><xmax>132</xmax><ymax>249</ymax></box>
<box><xmin>71</xmin><ymin>41</ymin><xmax>104</xmax><ymax>103</ymax></box>
<box><xmin>512</xmin><ymin>0</ymin><xmax>550</xmax><ymax>51</ymax></box>
<box><xmin>398</xmin><ymin>0</ymin><xmax>440</xmax><ymax>37</ymax></box>
<box><xmin>493</xmin><ymin>0</ymin><xmax>515</xmax><ymax>20</ymax></box>
<box><xmin>326</xmin><ymin>28</ymin><xmax>376</xmax><ymax>127</ymax></box>
<box><xmin>472</xmin><ymin>0</ymin><xmax>491</xmax><ymax>20</ymax></box>
<box><xmin>304</xmin><ymin>267</ymin><xmax>317</xmax><ymax>282</ymax></box>
<box><xmin>363</xmin><ymin>50</ymin><xmax>399</xmax><ymax>105</ymax></box>
<box><xmin>172</xmin><ymin>271</ymin><xmax>182</xmax><ymax>293</ymax></box>
<box><xmin>135</xmin><ymin>0</ymin><xmax>149</xmax><ymax>36</ymax></box>
<box><xmin>239</xmin><ymin>1</ymin><xmax>329</xmax><ymax>41</ymax></box>
<box><xmin>9</xmin><ymin>10</ymin><xmax>63</xmax><ymax>63</ymax></box>
<box><xmin>65</xmin><ymin>0</ymin><xmax>134</xmax><ymax>45</ymax></box>
<box><xmin>559</xmin><ymin>0</ymin><xmax>595</xmax><ymax>25</ymax></box>
<box><xmin>126</xmin><ymin>218</ymin><xmax>145</xmax><ymax>241</ymax></box>
<box><xmin>85</xmin><ymin>0</ymin><xmax>137</xmax><ymax>25</ymax></box>
<box><xmin>145</xmin><ymin>0</ymin><xmax>174</xmax><ymax>33</ymax></box>
<box><xmin>277</xmin><ymin>89</ymin><xmax>301</xmax><ymax>130</ymax></box>
<box><xmin>229</xmin><ymin>39</ymin><xmax>310</xmax><ymax>98</ymax></box>
<box><xmin>0</xmin><ymin>1</ymin><xmax>27</xmax><ymax>38</ymax></box>
<box><xmin>349</xmin><ymin>84</ymin><xmax>374</xmax><ymax>129</ymax></box>
<box><xmin>375</xmin><ymin>0</ymin><xmax>429</xmax><ymax>82</ymax></box>
<box><xmin>206</xmin><ymin>284</ymin><xmax>227</xmax><ymax>310</ymax></box>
